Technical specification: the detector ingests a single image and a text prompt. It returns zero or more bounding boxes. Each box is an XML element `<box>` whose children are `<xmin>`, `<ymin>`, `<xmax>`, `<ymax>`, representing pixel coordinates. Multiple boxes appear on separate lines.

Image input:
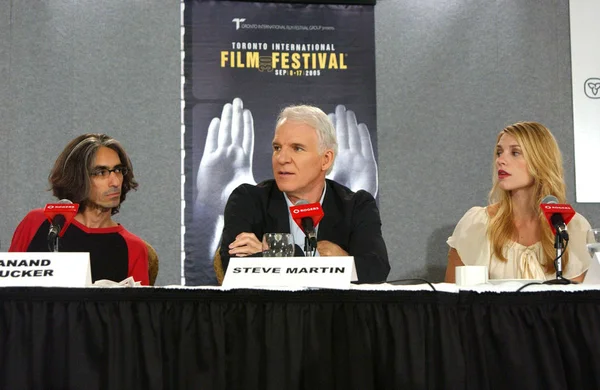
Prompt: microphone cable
<box><xmin>517</xmin><ymin>239</ymin><xmax>572</xmax><ymax>291</ymax></box>
<box><xmin>515</xmin><ymin>281</ymin><xmax>545</xmax><ymax>292</ymax></box>
<box><xmin>543</xmin><ymin>237</ymin><xmax>573</xmax><ymax>285</ymax></box>
<box><xmin>385</xmin><ymin>278</ymin><xmax>437</xmax><ymax>292</ymax></box>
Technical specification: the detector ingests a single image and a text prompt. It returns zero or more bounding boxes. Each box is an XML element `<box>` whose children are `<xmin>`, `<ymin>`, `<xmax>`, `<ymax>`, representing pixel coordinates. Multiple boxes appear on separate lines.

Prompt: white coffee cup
<box><xmin>455</xmin><ymin>266</ymin><xmax>488</xmax><ymax>286</ymax></box>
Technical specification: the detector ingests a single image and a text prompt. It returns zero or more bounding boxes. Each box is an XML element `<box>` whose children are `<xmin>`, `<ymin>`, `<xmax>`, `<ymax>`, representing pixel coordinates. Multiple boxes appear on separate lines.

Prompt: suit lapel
<box><xmin>266</xmin><ymin>180</ymin><xmax>342</xmax><ymax>238</ymax></box>
<box><xmin>318</xmin><ymin>180</ymin><xmax>342</xmax><ymax>240</ymax></box>
<box><xmin>266</xmin><ymin>184</ymin><xmax>291</xmax><ymax>233</ymax></box>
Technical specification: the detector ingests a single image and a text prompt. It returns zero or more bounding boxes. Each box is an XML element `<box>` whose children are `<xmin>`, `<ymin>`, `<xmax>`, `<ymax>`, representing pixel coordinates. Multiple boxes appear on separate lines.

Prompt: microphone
<box><xmin>289</xmin><ymin>199</ymin><xmax>324</xmax><ymax>254</ymax></box>
<box><xmin>539</xmin><ymin>195</ymin><xmax>575</xmax><ymax>241</ymax></box>
<box><xmin>43</xmin><ymin>200</ymin><xmax>79</xmax><ymax>251</ymax></box>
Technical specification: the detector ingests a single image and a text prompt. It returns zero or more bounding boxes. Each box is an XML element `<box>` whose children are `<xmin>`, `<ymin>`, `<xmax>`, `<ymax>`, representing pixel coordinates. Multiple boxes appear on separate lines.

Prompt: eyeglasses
<box><xmin>90</xmin><ymin>166</ymin><xmax>129</xmax><ymax>178</ymax></box>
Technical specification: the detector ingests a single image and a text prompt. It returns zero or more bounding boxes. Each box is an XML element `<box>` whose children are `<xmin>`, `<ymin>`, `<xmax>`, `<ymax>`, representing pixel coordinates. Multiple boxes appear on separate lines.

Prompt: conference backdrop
<box><xmin>570</xmin><ymin>0</ymin><xmax>600</xmax><ymax>203</ymax></box>
<box><xmin>3</xmin><ymin>0</ymin><xmax>596</xmax><ymax>286</ymax></box>
<box><xmin>183</xmin><ymin>0</ymin><xmax>379</xmax><ymax>285</ymax></box>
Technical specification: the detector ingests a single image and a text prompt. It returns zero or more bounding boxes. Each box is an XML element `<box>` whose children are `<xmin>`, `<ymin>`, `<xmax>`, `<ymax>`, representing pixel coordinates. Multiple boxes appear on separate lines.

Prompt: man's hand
<box><xmin>327</xmin><ymin>105</ymin><xmax>379</xmax><ymax>197</ymax></box>
<box><xmin>228</xmin><ymin>232</ymin><xmax>262</xmax><ymax>257</ymax></box>
<box><xmin>317</xmin><ymin>240</ymin><xmax>349</xmax><ymax>257</ymax></box>
<box><xmin>195</xmin><ymin>97</ymin><xmax>257</xmax><ymax>210</ymax></box>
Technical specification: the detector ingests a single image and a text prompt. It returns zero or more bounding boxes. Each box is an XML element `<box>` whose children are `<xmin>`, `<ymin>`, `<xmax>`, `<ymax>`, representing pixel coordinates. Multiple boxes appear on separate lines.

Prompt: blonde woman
<box><xmin>445</xmin><ymin>122</ymin><xmax>591</xmax><ymax>282</ymax></box>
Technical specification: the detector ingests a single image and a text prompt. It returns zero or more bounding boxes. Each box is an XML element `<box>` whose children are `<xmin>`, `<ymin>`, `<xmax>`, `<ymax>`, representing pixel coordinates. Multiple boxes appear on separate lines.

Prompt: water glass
<box><xmin>262</xmin><ymin>233</ymin><xmax>295</xmax><ymax>257</ymax></box>
<box><xmin>586</xmin><ymin>228</ymin><xmax>600</xmax><ymax>259</ymax></box>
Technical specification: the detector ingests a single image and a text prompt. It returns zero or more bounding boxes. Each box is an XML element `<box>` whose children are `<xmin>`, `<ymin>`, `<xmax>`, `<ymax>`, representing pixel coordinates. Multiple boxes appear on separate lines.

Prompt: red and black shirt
<box><xmin>9</xmin><ymin>209</ymin><xmax>149</xmax><ymax>285</ymax></box>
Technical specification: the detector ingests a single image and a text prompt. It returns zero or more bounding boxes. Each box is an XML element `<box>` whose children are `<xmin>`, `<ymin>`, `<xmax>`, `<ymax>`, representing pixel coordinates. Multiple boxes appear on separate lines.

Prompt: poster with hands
<box><xmin>184</xmin><ymin>0</ymin><xmax>378</xmax><ymax>285</ymax></box>
<box><xmin>327</xmin><ymin>105</ymin><xmax>379</xmax><ymax>198</ymax></box>
<box><xmin>194</xmin><ymin>98</ymin><xmax>256</xmax><ymax>211</ymax></box>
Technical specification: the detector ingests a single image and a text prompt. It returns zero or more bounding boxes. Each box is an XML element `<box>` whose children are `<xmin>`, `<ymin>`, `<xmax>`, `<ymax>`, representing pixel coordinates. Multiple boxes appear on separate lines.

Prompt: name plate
<box><xmin>0</xmin><ymin>252</ymin><xmax>92</xmax><ymax>287</ymax></box>
<box><xmin>222</xmin><ymin>256</ymin><xmax>356</xmax><ymax>289</ymax></box>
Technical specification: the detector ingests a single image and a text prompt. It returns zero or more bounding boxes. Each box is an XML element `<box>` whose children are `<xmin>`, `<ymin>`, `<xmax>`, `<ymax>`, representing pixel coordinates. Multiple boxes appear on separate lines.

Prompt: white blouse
<box><xmin>447</xmin><ymin>207</ymin><xmax>591</xmax><ymax>280</ymax></box>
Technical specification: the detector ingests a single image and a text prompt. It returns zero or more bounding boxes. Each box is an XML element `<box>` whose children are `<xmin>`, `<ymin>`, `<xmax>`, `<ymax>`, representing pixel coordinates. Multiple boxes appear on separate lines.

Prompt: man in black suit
<box><xmin>219</xmin><ymin>105</ymin><xmax>389</xmax><ymax>283</ymax></box>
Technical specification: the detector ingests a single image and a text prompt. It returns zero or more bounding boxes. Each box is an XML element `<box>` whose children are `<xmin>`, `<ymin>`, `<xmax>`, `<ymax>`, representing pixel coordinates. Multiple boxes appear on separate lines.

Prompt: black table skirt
<box><xmin>1</xmin><ymin>287</ymin><xmax>599</xmax><ymax>390</ymax></box>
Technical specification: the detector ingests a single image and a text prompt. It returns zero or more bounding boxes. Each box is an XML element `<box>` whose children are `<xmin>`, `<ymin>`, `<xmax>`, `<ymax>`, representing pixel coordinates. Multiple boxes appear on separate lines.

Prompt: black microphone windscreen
<box><xmin>53</xmin><ymin>214</ymin><xmax>66</xmax><ymax>225</ymax></box>
<box><xmin>301</xmin><ymin>217</ymin><xmax>314</xmax><ymax>231</ymax></box>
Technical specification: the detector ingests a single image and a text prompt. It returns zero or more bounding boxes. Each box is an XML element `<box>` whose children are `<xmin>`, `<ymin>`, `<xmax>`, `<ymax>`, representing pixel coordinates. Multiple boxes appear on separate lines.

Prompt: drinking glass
<box><xmin>586</xmin><ymin>228</ymin><xmax>600</xmax><ymax>259</ymax></box>
<box><xmin>262</xmin><ymin>233</ymin><xmax>295</xmax><ymax>257</ymax></box>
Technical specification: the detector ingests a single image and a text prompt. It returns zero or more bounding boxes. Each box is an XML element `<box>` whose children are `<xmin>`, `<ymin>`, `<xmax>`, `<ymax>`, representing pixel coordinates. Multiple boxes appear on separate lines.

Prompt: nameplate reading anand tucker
<box><xmin>0</xmin><ymin>252</ymin><xmax>92</xmax><ymax>287</ymax></box>
<box><xmin>222</xmin><ymin>256</ymin><xmax>356</xmax><ymax>289</ymax></box>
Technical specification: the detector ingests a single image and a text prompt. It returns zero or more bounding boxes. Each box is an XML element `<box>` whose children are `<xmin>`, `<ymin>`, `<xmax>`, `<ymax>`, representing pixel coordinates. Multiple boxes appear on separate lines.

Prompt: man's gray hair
<box><xmin>275</xmin><ymin>105</ymin><xmax>337</xmax><ymax>174</ymax></box>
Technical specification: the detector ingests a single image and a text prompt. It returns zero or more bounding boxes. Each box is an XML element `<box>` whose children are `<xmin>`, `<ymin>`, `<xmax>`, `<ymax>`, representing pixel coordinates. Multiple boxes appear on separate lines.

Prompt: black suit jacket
<box><xmin>220</xmin><ymin>179</ymin><xmax>390</xmax><ymax>283</ymax></box>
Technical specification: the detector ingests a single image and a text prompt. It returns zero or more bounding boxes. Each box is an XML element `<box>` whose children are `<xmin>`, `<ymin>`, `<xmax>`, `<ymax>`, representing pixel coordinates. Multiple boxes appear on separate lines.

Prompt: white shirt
<box><xmin>447</xmin><ymin>206</ymin><xmax>591</xmax><ymax>280</ymax></box>
<box><xmin>283</xmin><ymin>185</ymin><xmax>327</xmax><ymax>256</ymax></box>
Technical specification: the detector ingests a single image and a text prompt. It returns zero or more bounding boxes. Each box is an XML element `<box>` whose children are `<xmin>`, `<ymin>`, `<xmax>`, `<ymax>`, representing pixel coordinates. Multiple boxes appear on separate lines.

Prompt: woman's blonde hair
<box><xmin>487</xmin><ymin>122</ymin><xmax>567</xmax><ymax>273</ymax></box>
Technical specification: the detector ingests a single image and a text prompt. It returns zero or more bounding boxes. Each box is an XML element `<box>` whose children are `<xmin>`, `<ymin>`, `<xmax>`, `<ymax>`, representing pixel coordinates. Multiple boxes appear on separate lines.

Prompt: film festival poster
<box><xmin>183</xmin><ymin>0</ymin><xmax>378</xmax><ymax>285</ymax></box>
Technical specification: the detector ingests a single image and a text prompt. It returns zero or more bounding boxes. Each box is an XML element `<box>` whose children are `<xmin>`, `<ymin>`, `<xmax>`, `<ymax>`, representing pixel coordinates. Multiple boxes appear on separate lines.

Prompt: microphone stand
<box><xmin>544</xmin><ymin>233</ymin><xmax>571</xmax><ymax>285</ymax></box>
<box><xmin>48</xmin><ymin>235</ymin><xmax>60</xmax><ymax>252</ymax></box>
<box><xmin>47</xmin><ymin>225</ymin><xmax>60</xmax><ymax>252</ymax></box>
<box><xmin>304</xmin><ymin>237</ymin><xmax>316</xmax><ymax>257</ymax></box>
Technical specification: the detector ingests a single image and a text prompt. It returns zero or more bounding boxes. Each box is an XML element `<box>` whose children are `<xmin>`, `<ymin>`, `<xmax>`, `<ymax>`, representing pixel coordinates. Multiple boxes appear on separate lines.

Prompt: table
<box><xmin>1</xmin><ymin>286</ymin><xmax>600</xmax><ymax>390</ymax></box>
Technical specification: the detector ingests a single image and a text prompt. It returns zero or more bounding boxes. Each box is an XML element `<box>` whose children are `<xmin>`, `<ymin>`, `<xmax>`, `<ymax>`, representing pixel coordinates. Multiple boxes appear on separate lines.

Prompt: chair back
<box><xmin>143</xmin><ymin>240</ymin><xmax>159</xmax><ymax>286</ymax></box>
<box><xmin>214</xmin><ymin>247</ymin><xmax>224</xmax><ymax>285</ymax></box>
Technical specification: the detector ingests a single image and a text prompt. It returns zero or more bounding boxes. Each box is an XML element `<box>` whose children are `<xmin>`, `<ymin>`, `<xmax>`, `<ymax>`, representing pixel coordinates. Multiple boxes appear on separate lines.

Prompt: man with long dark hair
<box><xmin>9</xmin><ymin>133</ymin><xmax>150</xmax><ymax>285</ymax></box>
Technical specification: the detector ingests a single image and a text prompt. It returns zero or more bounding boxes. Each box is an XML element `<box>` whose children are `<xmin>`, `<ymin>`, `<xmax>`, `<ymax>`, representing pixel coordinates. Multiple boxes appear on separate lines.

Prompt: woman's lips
<box><xmin>498</xmin><ymin>170</ymin><xmax>510</xmax><ymax>179</ymax></box>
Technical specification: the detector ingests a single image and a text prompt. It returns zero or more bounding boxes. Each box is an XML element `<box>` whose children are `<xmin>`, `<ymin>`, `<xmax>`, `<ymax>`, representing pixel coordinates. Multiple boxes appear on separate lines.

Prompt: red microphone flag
<box><xmin>540</xmin><ymin>203</ymin><xmax>575</xmax><ymax>235</ymax></box>
<box><xmin>289</xmin><ymin>202</ymin><xmax>324</xmax><ymax>232</ymax></box>
<box><xmin>43</xmin><ymin>203</ymin><xmax>79</xmax><ymax>237</ymax></box>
